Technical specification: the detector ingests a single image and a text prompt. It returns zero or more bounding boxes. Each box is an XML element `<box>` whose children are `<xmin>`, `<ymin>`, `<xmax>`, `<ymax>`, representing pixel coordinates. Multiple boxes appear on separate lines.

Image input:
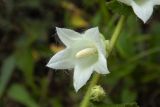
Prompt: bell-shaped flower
<box><xmin>117</xmin><ymin>0</ymin><xmax>160</xmax><ymax>23</ymax></box>
<box><xmin>47</xmin><ymin>27</ymin><xmax>109</xmax><ymax>92</ymax></box>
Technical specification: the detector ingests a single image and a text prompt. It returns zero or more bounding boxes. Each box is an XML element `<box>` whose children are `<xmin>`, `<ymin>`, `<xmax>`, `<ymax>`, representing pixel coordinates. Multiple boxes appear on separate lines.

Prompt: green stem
<box><xmin>108</xmin><ymin>16</ymin><xmax>125</xmax><ymax>55</ymax></box>
<box><xmin>80</xmin><ymin>74</ymin><xmax>100</xmax><ymax>107</ymax></box>
<box><xmin>79</xmin><ymin>16</ymin><xmax>125</xmax><ymax>107</ymax></box>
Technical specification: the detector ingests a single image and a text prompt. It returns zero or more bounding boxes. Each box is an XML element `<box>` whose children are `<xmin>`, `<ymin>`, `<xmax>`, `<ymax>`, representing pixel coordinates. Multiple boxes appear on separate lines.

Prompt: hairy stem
<box><xmin>80</xmin><ymin>15</ymin><xmax>125</xmax><ymax>107</ymax></box>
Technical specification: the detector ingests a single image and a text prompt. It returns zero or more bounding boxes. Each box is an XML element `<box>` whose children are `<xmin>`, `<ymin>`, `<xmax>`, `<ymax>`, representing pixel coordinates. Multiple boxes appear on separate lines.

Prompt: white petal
<box><xmin>153</xmin><ymin>0</ymin><xmax>160</xmax><ymax>5</ymax></box>
<box><xmin>131</xmin><ymin>1</ymin><xmax>154</xmax><ymax>23</ymax></box>
<box><xmin>84</xmin><ymin>27</ymin><xmax>99</xmax><ymax>40</ymax></box>
<box><xmin>56</xmin><ymin>27</ymin><xmax>82</xmax><ymax>46</ymax></box>
<box><xmin>94</xmin><ymin>53</ymin><xmax>109</xmax><ymax>74</ymax></box>
<box><xmin>73</xmin><ymin>64</ymin><xmax>93</xmax><ymax>92</ymax></box>
<box><xmin>47</xmin><ymin>48</ymin><xmax>74</xmax><ymax>69</ymax></box>
<box><xmin>117</xmin><ymin>0</ymin><xmax>133</xmax><ymax>6</ymax></box>
<box><xmin>84</xmin><ymin>27</ymin><xmax>106</xmax><ymax>55</ymax></box>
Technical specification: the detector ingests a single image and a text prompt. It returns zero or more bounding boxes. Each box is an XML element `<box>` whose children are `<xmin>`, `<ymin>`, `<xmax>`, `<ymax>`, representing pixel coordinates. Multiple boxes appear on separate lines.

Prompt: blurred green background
<box><xmin>0</xmin><ymin>0</ymin><xmax>160</xmax><ymax>107</ymax></box>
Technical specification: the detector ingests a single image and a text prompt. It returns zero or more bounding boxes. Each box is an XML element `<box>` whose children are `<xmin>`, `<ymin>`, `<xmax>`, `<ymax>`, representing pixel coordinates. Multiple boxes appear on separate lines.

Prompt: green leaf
<box><xmin>22</xmin><ymin>20</ymin><xmax>48</xmax><ymax>45</ymax></box>
<box><xmin>15</xmin><ymin>48</ymin><xmax>35</xmax><ymax>85</ymax></box>
<box><xmin>106</xmin><ymin>0</ymin><xmax>132</xmax><ymax>16</ymax></box>
<box><xmin>105</xmin><ymin>64</ymin><xmax>136</xmax><ymax>85</ymax></box>
<box><xmin>116</xmin><ymin>33</ymin><xmax>135</xmax><ymax>59</ymax></box>
<box><xmin>15</xmin><ymin>49</ymin><xmax>34</xmax><ymax>74</ymax></box>
<box><xmin>92</xmin><ymin>103</ymin><xmax>139</xmax><ymax>107</ymax></box>
<box><xmin>14</xmin><ymin>0</ymin><xmax>41</xmax><ymax>8</ymax></box>
<box><xmin>121</xmin><ymin>89</ymin><xmax>137</xmax><ymax>103</ymax></box>
<box><xmin>0</xmin><ymin>56</ymin><xmax>15</xmax><ymax>97</ymax></box>
<box><xmin>51</xmin><ymin>98</ymin><xmax>63</xmax><ymax>107</ymax></box>
<box><xmin>8</xmin><ymin>84</ymin><xmax>38</xmax><ymax>107</ymax></box>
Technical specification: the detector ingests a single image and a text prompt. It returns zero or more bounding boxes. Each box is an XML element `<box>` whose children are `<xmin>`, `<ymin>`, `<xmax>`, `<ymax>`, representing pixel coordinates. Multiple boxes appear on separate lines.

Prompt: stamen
<box><xmin>75</xmin><ymin>48</ymin><xmax>97</xmax><ymax>58</ymax></box>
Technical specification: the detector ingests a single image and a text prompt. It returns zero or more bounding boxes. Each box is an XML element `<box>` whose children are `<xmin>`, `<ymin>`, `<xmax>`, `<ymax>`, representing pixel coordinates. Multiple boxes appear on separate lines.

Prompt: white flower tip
<box><xmin>93</xmin><ymin>26</ymin><xmax>99</xmax><ymax>31</ymax></box>
<box><xmin>98</xmin><ymin>69</ymin><xmax>110</xmax><ymax>75</ymax></box>
<box><xmin>56</xmin><ymin>27</ymin><xmax>61</xmax><ymax>31</ymax></box>
<box><xmin>138</xmin><ymin>16</ymin><xmax>149</xmax><ymax>24</ymax></box>
<box><xmin>103</xmin><ymin>70</ymin><xmax>110</xmax><ymax>74</ymax></box>
<box><xmin>86</xmin><ymin>27</ymin><xmax>99</xmax><ymax>33</ymax></box>
<box><xmin>95</xmin><ymin>26</ymin><xmax>98</xmax><ymax>28</ymax></box>
<box><xmin>55</xmin><ymin>26</ymin><xmax>60</xmax><ymax>29</ymax></box>
<box><xmin>74</xmin><ymin>79</ymin><xmax>88</xmax><ymax>92</ymax></box>
<box><xmin>133</xmin><ymin>9</ymin><xmax>152</xmax><ymax>24</ymax></box>
<box><xmin>46</xmin><ymin>59</ymin><xmax>55</xmax><ymax>69</ymax></box>
<box><xmin>46</xmin><ymin>62</ymin><xmax>51</xmax><ymax>68</ymax></box>
<box><xmin>106</xmin><ymin>71</ymin><xmax>110</xmax><ymax>75</ymax></box>
<box><xmin>74</xmin><ymin>83</ymin><xmax>81</xmax><ymax>92</ymax></box>
<box><xmin>56</xmin><ymin>27</ymin><xmax>67</xmax><ymax>33</ymax></box>
<box><xmin>142</xmin><ymin>20</ymin><xmax>147</xmax><ymax>24</ymax></box>
<box><xmin>75</xmin><ymin>88</ymin><xmax>79</xmax><ymax>92</ymax></box>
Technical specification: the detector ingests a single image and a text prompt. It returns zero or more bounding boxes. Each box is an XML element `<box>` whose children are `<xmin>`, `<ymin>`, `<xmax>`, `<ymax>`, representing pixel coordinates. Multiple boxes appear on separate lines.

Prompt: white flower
<box><xmin>47</xmin><ymin>27</ymin><xmax>109</xmax><ymax>92</ymax></box>
<box><xmin>117</xmin><ymin>0</ymin><xmax>160</xmax><ymax>23</ymax></box>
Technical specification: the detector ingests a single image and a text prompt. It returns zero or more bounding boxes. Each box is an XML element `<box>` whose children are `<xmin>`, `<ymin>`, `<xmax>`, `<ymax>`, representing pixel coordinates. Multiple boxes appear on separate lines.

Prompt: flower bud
<box><xmin>90</xmin><ymin>85</ymin><xmax>106</xmax><ymax>102</ymax></box>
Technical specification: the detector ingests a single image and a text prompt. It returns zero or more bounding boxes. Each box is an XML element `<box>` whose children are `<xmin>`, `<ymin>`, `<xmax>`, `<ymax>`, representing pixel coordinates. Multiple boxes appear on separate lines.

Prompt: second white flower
<box><xmin>117</xmin><ymin>0</ymin><xmax>160</xmax><ymax>23</ymax></box>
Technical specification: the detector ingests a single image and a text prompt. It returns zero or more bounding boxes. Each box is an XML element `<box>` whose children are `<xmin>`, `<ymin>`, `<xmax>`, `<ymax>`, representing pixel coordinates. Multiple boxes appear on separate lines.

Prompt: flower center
<box><xmin>75</xmin><ymin>48</ymin><xmax>97</xmax><ymax>59</ymax></box>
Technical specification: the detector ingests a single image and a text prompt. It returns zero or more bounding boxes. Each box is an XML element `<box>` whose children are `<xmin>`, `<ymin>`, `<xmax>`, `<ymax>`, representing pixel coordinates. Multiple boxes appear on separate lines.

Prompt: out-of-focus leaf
<box><xmin>121</xmin><ymin>78</ymin><xmax>137</xmax><ymax>103</ymax></box>
<box><xmin>15</xmin><ymin>49</ymin><xmax>34</xmax><ymax>75</ymax></box>
<box><xmin>62</xmin><ymin>1</ymin><xmax>88</xmax><ymax>28</ymax></box>
<box><xmin>106</xmin><ymin>0</ymin><xmax>132</xmax><ymax>16</ymax></box>
<box><xmin>22</xmin><ymin>20</ymin><xmax>48</xmax><ymax>45</ymax></box>
<box><xmin>140</xmin><ymin>62</ymin><xmax>160</xmax><ymax>83</ymax></box>
<box><xmin>15</xmin><ymin>49</ymin><xmax>34</xmax><ymax>85</ymax></box>
<box><xmin>128</xmin><ymin>47</ymin><xmax>160</xmax><ymax>62</ymax></box>
<box><xmin>116</xmin><ymin>16</ymin><xmax>140</xmax><ymax>59</ymax></box>
<box><xmin>51</xmin><ymin>98</ymin><xmax>63</xmax><ymax>107</ymax></box>
<box><xmin>0</xmin><ymin>55</ymin><xmax>15</xmax><ymax>97</ymax></box>
<box><xmin>14</xmin><ymin>0</ymin><xmax>41</xmax><ymax>8</ymax></box>
<box><xmin>15</xmin><ymin>20</ymin><xmax>49</xmax><ymax>49</ymax></box>
<box><xmin>121</xmin><ymin>89</ymin><xmax>137</xmax><ymax>103</ymax></box>
<box><xmin>151</xmin><ymin>23</ymin><xmax>160</xmax><ymax>47</ymax></box>
<box><xmin>82</xmin><ymin>0</ymin><xmax>97</xmax><ymax>7</ymax></box>
<box><xmin>91</xmin><ymin>12</ymin><xmax>102</xmax><ymax>26</ymax></box>
<box><xmin>34</xmin><ymin>45</ymin><xmax>53</xmax><ymax>58</ymax></box>
<box><xmin>0</xmin><ymin>16</ymin><xmax>12</xmax><ymax>31</ymax></box>
<box><xmin>92</xmin><ymin>102</ymin><xmax>139</xmax><ymax>107</ymax></box>
<box><xmin>71</xmin><ymin>14</ymin><xmax>88</xmax><ymax>28</ymax></box>
<box><xmin>8</xmin><ymin>84</ymin><xmax>38</xmax><ymax>107</ymax></box>
<box><xmin>116</xmin><ymin>33</ymin><xmax>135</xmax><ymax>59</ymax></box>
<box><xmin>50</xmin><ymin>44</ymin><xmax>64</xmax><ymax>53</ymax></box>
<box><xmin>105</xmin><ymin>64</ymin><xmax>136</xmax><ymax>86</ymax></box>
